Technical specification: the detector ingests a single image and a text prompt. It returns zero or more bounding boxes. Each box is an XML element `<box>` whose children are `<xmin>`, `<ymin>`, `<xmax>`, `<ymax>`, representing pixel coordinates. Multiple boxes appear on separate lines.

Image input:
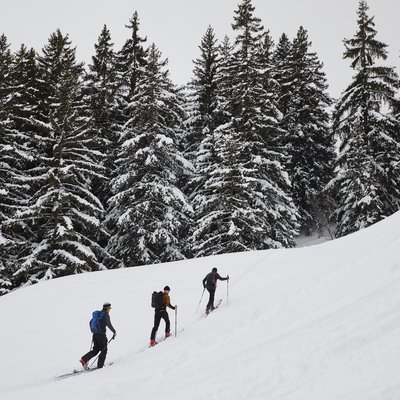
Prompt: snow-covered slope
<box><xmin>1</xmin><ymin>212</ymin><xmax>400</xmax><ymax>400</ymax></box>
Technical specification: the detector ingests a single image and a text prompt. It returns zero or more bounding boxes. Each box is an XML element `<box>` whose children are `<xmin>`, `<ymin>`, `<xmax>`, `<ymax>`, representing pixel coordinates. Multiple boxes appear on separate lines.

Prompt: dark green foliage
<box><xmin>190</xmin><ymin>0</ymin><xmax>299</xmax><ymax>256</ymax></box>
<box><xmin>13</xmin><ymin>30</ymin><xmax>108</xmax><ymax>287</ymax></box>
<box><xmin>332</xmin><ymin>0</ymin><xmax>400</xmax><ymax>237</ymax></box>
<box><xmin>116</xmin><ymin>11</ymin><xmax>148</xmax><ymax>103</ymax></box>
<box><xmin>184</xmin><ymin>25</ymin><xmax>220</xmax><ymax>160</ymax></box>
<box><xmin>108</xmin><ymin>44</ymin><xmax>191</xmax><ymax>266</ymax></box>
<box><xmin>2</xmin><ymin>0</ymin><xmax>399</xmax><ymax>294</ymax></box>
<box><xmin>275</xmin><ymin>27</ymin><xmax>335</xmax><ymax>234</ymax></box>
<box><xmin>0</xmin><ymin>34</ymin><xmax>16</xmax><ymax>294</ymax></box>
<box><xmin>83</xmin><ymin>25</ymin><xmax>120</xmax><ymax>219</ymax></box>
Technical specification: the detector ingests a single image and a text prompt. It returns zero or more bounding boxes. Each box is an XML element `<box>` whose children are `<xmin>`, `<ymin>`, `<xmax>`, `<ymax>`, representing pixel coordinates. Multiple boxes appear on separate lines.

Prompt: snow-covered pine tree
<box><xmin>192</xmin><ymin>0</ymin><xmax>298</xmax><ymax>255</ymax></box>
<box><xmin>332</xmin><ymin>0</ymin><xmax>400</xmax><ymax>237</ymax></box>
<box><xmin>0</xmin><ymin>34</ymin><xmax>14</xmax><ymax>229</ymax></box>
<box><xmin>116</xmin><ymin>11</ymin><xmax>147</xmax><ymax>106</ymax></box>
<box><xmin>0</xmin><ymin>34</ymin><xmax>14</xmax><ymax>226</ymax></box>
<box><xmin>13</xmin><ymin>30</ymin><xmax>108</xmax><ymax>287</ymax></box>
<box><xmin>0</xmin><ymin>34</ymin><xmax>16</xmax><ymax>294</ymax></box>
<box><xmin>281</xmin><ymin>27</ymin><xmax>335</xmax><ymax>235</ymax></box>
<box><xmin>0</xmin><ymin>230</ymin><xmax>13</xmax><ymax>295</ymax></box>
<box><xmin>0</xmin><ymin>33</ymin><xmax>12</xmax><ymax>102</ymax></box>
<box><xmin>184</xmin><ymin>25</ymin><xmax>220</xmax><ymax>160</ymax></box>
<box><xmin>188</xmin><ymin>35</ymin><xmax>238</xmax><ymax>256</ymax></box>
<box><xmin>0</xmin><ymin>45</ymin><xmax>45</xmax><ymax>292</ymax></box>
<box><xmin>222</xmin><ymin>0</ymin><xmax>298</xmax><ymax>249</ymax></box>
<box><xmin>216</xmin><ymin>35</ymin><xmax>235</xmax><ymax>124</ymax></box>
<box><xmin>272</xmin><ymin>33</ymin><xmax>293</xmax><ymax>144</ymax></box>
<box><xmin>83</xmin><ymin>25</ymin><xmax>120</xmax><ymax>214</ymax></box>
<box><xmin>108</xmin><ymin>44</ymin><xmax>192</xmax><ymax>267</ymax></box>
<box><xmin>184</xmin><ymin>26</ymin><xmax>223</xmax><ymax>257</ymax></box>
<box><xmin>10</xmin><ymin>45</ymin><xmax>41</xmax><ymax>132</ymax></box>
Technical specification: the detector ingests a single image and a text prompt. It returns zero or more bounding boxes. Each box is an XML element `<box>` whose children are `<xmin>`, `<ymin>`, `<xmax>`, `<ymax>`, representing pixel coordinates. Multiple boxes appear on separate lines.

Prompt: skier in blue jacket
<box><xmin>80</xmin><ymin>302</ymin><xmax>117</xmax><ymax>369</ymax></box>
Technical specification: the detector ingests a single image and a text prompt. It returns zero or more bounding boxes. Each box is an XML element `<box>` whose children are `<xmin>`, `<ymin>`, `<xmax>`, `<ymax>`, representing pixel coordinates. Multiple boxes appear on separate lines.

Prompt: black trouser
<box><xmin>150</xmin><ymin>309</ymin><xmax>170</xmax><ymax>340</ymax></box>
<box><xmin>81</xmin><ymin>333</ymin><xmax>108</xmax><ymax>368</ymax></box>
<box><xmin>206</xmin><ymin>286</ymin><xmax>216</xmax><ymax>311</ymax></box>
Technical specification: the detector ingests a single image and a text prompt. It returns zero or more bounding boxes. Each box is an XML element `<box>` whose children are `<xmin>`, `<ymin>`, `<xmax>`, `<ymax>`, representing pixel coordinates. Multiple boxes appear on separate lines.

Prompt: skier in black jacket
<box><xmin>202</xmin><ymin>267</ymin><xmax>229</xmax><ymax>314</ymax></box>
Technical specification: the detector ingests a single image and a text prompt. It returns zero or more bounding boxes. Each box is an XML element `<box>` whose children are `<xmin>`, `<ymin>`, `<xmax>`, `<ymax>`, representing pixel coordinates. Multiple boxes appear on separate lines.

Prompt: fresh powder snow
<box><xmin>1</xmin><ymin>211</ymin><xmax>400</xmax><ymax>399</ymax></box>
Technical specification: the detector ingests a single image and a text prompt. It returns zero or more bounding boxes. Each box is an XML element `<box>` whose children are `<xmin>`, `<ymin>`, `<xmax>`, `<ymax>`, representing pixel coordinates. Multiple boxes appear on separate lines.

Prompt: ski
<box><xmin>149</xmin><ymin>328</ymin><xmax>184</xmax><ymax>348</ymax></box>
<box><xmin>205</xmin><ymin>299</ymin><xmax>222</xmax><ymax>317</ymax></box>
<box><xmin>56</xmin><ymin>362</ymin><xmax>113</xmax><ymax>380</ymax></box>
<box><xmin>149</xmin><ymin>336</ymin><xmax>169</xmax><ymax>348</ymax></box>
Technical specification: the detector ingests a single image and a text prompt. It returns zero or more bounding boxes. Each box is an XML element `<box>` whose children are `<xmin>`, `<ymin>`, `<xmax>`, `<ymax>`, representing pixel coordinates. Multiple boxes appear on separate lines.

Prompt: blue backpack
<box><xmin>89</xmin><ymin>310</ymin><xmax>104</xmax><ymax>333</ymax></box>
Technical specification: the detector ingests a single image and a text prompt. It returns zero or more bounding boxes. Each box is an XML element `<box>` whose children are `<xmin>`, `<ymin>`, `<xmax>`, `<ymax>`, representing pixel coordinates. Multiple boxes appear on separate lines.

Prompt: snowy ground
<box><xmin>1</xmin><ymin>212</ymin><xmax>400</xmax><ymax>400</ymax></box>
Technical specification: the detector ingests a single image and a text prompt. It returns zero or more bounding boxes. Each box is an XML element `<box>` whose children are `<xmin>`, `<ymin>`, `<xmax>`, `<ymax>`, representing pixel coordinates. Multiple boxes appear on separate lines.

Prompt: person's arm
<box><xmin>104</xmin><ymin>312</ymin><xmax>116</xmax><ymax>335</ymax></box>
<box><xmin>217</xmin><ymin>273</ymin><xmax>229</xmax><ymax>281</ymax></box>
<box><xmin>165</xmin><ymin>294</ymin><xmax>176</xmax><ymax>310</ymax></box>
<box><xmin>202</xmin><ymin>275</ymin><xmax>208</xmax><ymax>288</ymax></box>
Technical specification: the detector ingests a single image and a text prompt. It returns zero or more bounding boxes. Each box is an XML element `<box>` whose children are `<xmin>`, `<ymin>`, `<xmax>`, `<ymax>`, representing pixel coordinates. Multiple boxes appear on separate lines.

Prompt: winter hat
<box><xmin>212</xmin><ymin>267</ymin><xmax>218</xmax><ymax>272</ymax></box>
<box><xmin>164</xmin><ymin>286</ymin><xmax>170</xmax><ymax>291</ymax></box>
<box><xmin>103</xmin><ymin>302</ymin><xmax>111</xmax><ymax>309</ymax></box>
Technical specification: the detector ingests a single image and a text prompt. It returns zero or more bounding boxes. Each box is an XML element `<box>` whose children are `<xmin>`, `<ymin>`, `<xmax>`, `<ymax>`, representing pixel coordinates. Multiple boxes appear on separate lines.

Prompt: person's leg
<box><xmin>206</xmin><ymin>287</ymin><xmax>213</xmax><ymax>312</ymax></box>
<box><xmin>209</xmin><ymin>288</ymin><xmax>216</xmax><ymax>309</ymax></box>
<box><xmin>81</xmin><ymin>335</ymin><xmax>101</xmax><ymax>363</ymax></box>
<box><xmin>161</xmin><ymin>310</ymin><xmax>170</xmax><ymax>335</ymax></box>
<box><xmin>150</xmin><ymin>311</ymin><xmax>162</xmax><ymax>340</ymax></box>
<box><xmin>97</xmin><ymin>335</ymin><xmax>108</xmax><ymax>368</ymax></box>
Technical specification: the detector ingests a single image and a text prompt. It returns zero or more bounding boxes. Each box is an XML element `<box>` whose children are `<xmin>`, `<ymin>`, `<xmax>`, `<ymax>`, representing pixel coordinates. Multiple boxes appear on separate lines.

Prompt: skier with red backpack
<box><xmin>79</xmin><ymin>302</ymin><xmax>117</xmax><ymax>369</ymax></box>
<box><xmin>150</xmin><ymin>286</ymin><xmax>177</xmax><ymax>347</ymax></box>
<box><xmin>203</xmin><ymin>267</ymin><xmax>229</xmax><ymax>314</ymax></box>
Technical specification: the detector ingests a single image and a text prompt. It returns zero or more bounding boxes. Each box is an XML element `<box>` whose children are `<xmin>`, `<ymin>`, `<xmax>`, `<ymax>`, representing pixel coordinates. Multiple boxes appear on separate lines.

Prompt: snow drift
<box><xmin>1</xmin><ymin>211</ymin><xmax>400</xmax><ymax>400</ymax></box>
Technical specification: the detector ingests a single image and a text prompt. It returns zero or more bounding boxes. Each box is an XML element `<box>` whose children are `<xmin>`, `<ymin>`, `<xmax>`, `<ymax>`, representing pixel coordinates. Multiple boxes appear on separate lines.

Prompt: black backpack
<box><xmin>151</xmin><ymin>291</ymin><xmax>164</xmax><ymax>309</ymax></box>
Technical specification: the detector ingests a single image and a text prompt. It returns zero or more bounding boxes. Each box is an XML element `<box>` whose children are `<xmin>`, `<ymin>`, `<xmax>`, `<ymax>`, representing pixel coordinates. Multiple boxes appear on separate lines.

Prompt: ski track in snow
<box><xmin>1</xmin><ymin>212</ymin><xmax>400</xmax><ymax>399</ymax></box>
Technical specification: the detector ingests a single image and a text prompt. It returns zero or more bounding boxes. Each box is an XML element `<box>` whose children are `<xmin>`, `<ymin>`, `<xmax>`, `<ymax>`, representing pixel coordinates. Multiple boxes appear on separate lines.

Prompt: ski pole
<box><xmin>195</xmin><ymin>287</ymin><xmax>206</xmax><ymax>314</ymax></box>
<box><xmin>227</xmin><ymin>277</ymin><xmax>229</xmax><ymax>305</ymax></box>
<box><xmin>89</xmin><ymin>336</ymin><xmax>115</xmax><ymax>369</ymax></box>
<box><xmin>175</xmin><ymin>307</ymin><xmax>178</xmax><ymax>337</ymax></box>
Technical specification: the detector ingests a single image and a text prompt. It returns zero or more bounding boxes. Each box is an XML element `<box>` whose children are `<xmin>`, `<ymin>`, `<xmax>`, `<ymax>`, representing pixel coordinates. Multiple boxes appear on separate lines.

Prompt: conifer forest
<box><xmin>1</xmin><ymin>0</ymin><xmax>399</xmax><ymax>294</ymax></box>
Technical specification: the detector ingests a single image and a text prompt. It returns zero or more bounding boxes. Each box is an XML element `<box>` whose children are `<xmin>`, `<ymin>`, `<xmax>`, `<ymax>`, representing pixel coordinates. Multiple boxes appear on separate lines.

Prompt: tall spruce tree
<box><xmin>192</xmin><ymin>0</ymin><xmax>298</xmax><ymax>255</ymax></box>
<box><xmin>188</xmin><ymin>35</ymin><xmax>238</xmax><ymax>256</ymax></box>
<box><xmin>184</xmin><ymin>25</ymin><xmax>220</xmax><ymax>160</ymax></box>
<box><xmin>116</xmin><ymin>11</ymin><xmax>147</xmax><ymax>105</ymax></box>
<box><xmin>0</xmin><ymin>34</ymin><xmax>14</xmax><ymax>230</ymax></box>
<box><xmin>1</xmin><ymin>45</ymin><xmax>44</xmax><ymax>292</ymax></box>
<box><xmin>216</xmin><ymin>35</ymin><xmax>235</xmax><ymax>124</ymax></box>
<box><xmin>108</xmin><ymin>44</ymin><xmax>191</xmax><ymax>266</ymax></box>
<box><xmin>0</xmin><ymin>34</ymin><xmax>14</xmax><ymax>225</ymax></box>
<box><xmin>0</xmin><ymin>235</ymin><xmax>13</xmax><ymax>294</ymax></box>
<box><xmin>281</xmin><ymin>27</ymin><xmax>335</xmax><ymax>234</ymax></box>
<box><xmin>272</xmin><ymin>33</ymin><xmax>293</xmax><ymax>144</ymax></box>
<box><xmin>227</xmin><ymin>0</ymin><xmax>298</xmax><ymax>249</ymax></box>
<box><xmin>10</xmin><ymin>45</ymin><xmax>41</xmax><ymax>131</ymax></box>
<box><xmin>83</xmin><ymin>25</ymin><xmax>120</xmax><ymax>211</ymax></box>
<box><xmin>332</xmin><ymin>0</ymin><xmax>400</xmax><ymax>237</ymax></box>
<box><xmin>184</xmin><ymin>26</ymin><xmax>222</xmax><ymax>256</ymax></box>
<box><xmin>13</xmin><ymin>30</ymin><xmax>108</xmax><ymax>287</ymax></box>
<box><xmin>0</xmin><ymin>34</ymin><xmax>15</xmax><ymax>294</ymax></box>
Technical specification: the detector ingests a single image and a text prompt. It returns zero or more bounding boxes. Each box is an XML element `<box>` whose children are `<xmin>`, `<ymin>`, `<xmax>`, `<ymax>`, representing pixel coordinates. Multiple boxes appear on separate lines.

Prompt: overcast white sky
<box><xmin>1</xmin><ymin>0</ymin><xmax>399</xmax><ymax>99</ymax></box>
